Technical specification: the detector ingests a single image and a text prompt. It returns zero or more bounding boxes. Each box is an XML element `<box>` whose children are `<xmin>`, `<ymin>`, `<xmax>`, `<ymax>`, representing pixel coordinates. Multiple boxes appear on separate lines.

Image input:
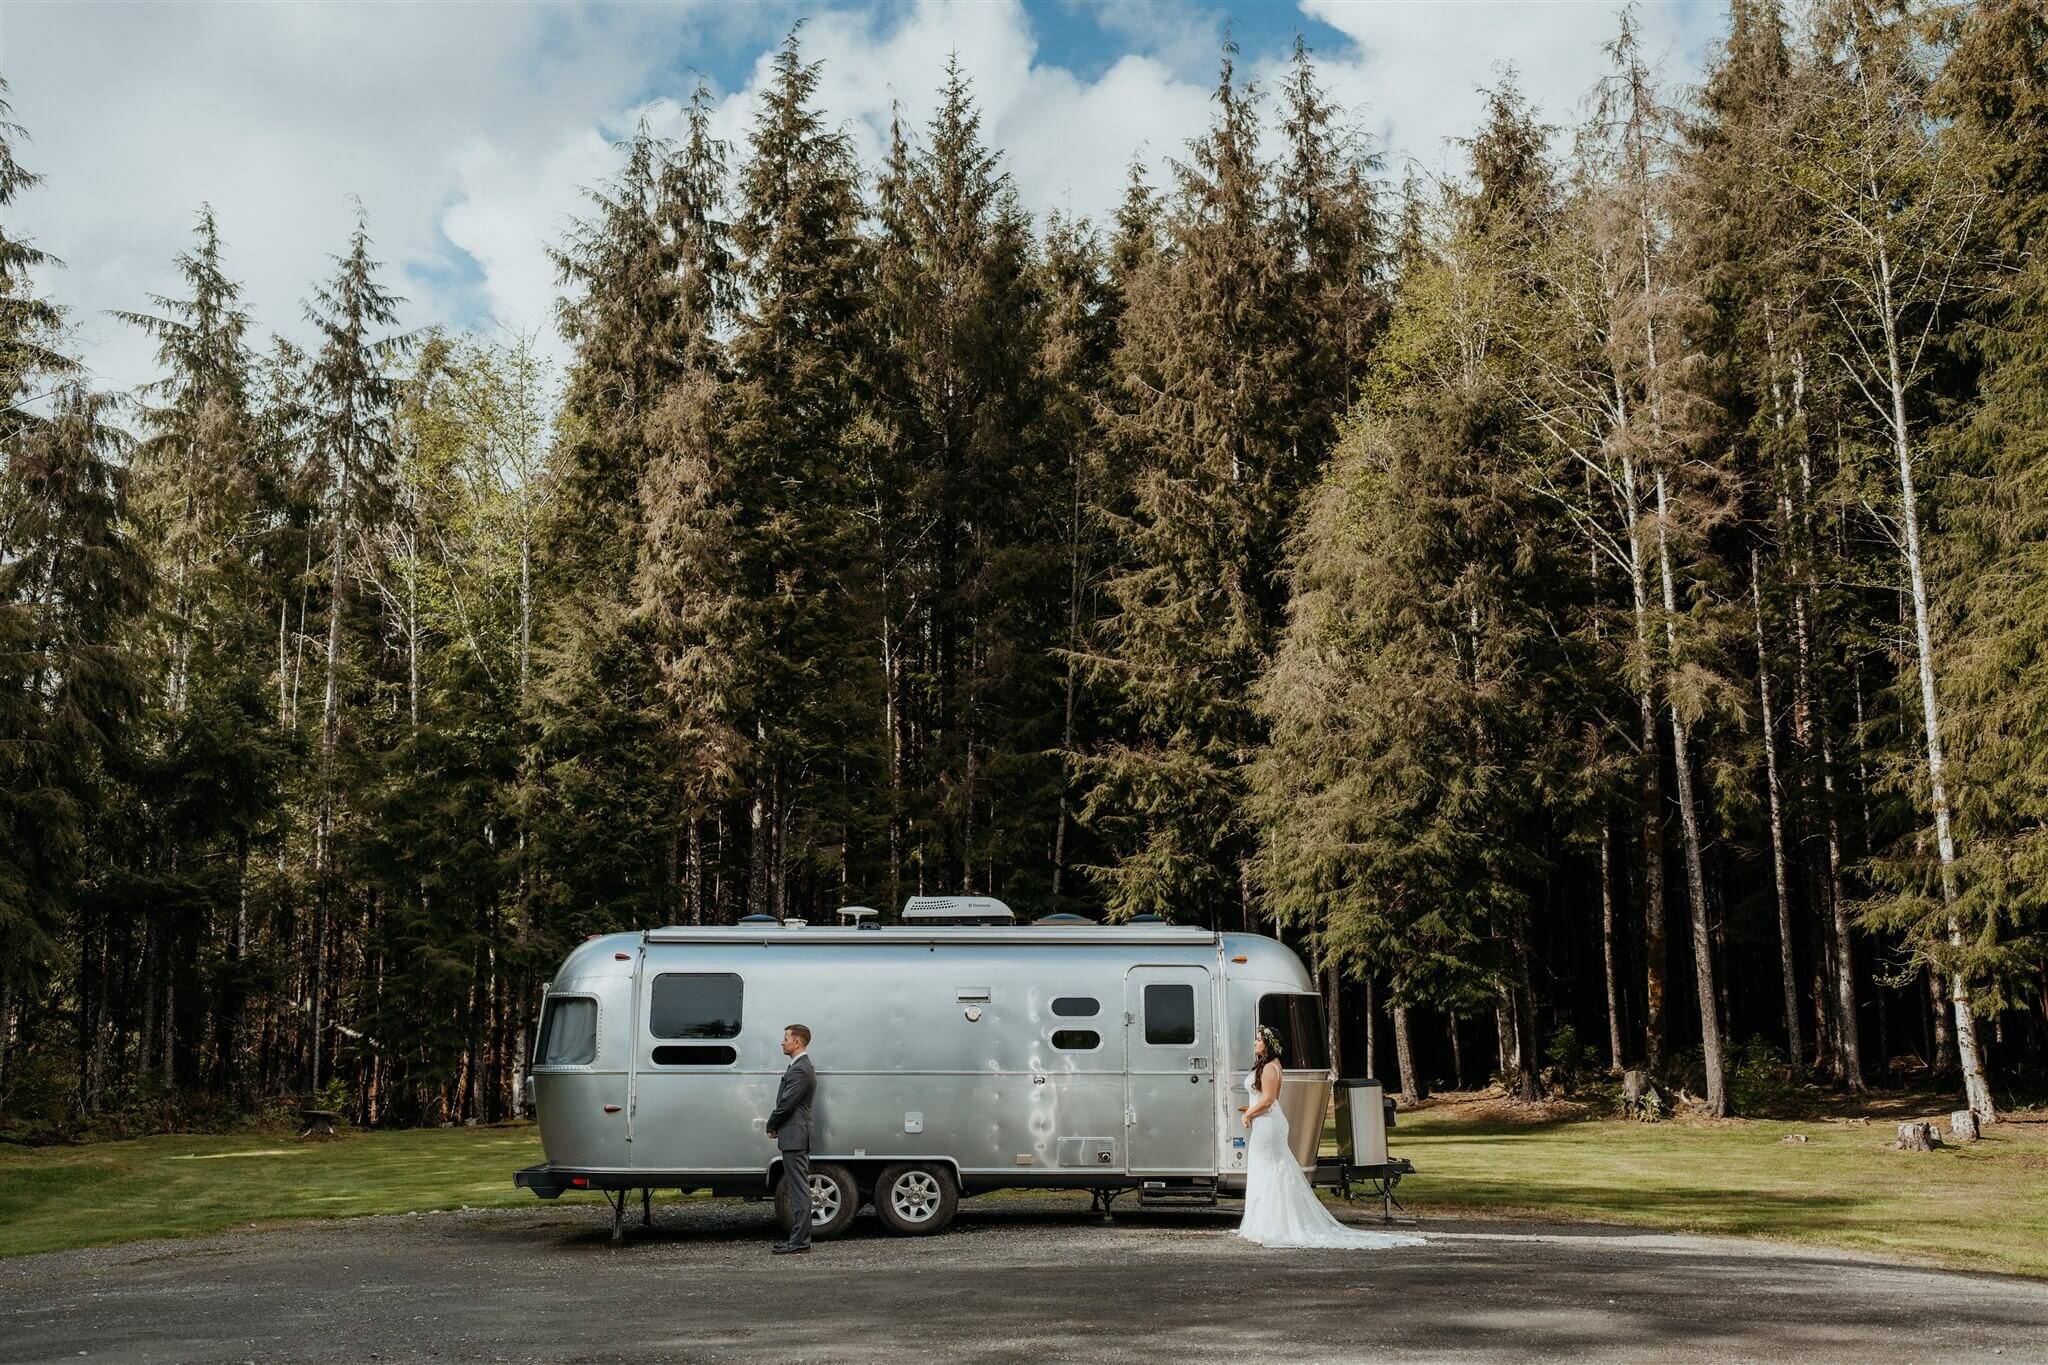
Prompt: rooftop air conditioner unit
<box><xmin>901</xmin><ymin>895</ymin><xmax>1015</xmax><ymax>926</ymax></box>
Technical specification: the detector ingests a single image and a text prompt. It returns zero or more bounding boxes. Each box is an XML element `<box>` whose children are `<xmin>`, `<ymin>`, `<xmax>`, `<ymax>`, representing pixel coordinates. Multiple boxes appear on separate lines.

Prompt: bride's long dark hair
<box><xmin>1252</xmin><ymin>1026</ymin><xmax>1283</xmax><ymax>1088</ymax></box>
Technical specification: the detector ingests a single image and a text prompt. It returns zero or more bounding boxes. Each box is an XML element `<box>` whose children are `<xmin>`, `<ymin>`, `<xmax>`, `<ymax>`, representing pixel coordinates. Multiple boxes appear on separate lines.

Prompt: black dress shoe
<box><xmin>771</xmin><ymin>1243</ymin><xmax>812</xmax><ymax>1255</ymax></box>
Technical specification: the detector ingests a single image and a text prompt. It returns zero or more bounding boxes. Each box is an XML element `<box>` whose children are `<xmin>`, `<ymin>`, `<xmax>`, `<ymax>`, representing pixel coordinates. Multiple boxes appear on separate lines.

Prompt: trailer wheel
<box><xmin>874</xmin><ymin>1162</ymin><xmax>957</xmax><ymax>1236</ymax></box>
<box><xmin>775</xmin><ymin>1161</ymin><xmax>859</xmax><ymax>1240</ymax></box>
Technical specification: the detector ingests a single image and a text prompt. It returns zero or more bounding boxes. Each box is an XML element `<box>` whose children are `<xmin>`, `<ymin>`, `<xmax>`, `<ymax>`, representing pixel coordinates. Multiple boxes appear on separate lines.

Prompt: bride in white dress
<box><xmin>1237</xmin><ymin>1025</ymin><xmax>1425</xmax><ymax>1250</ymax></box>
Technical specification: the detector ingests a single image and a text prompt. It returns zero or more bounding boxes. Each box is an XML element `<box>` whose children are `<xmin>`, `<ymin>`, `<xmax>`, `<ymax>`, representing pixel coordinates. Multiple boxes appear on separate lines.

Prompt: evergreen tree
<box><xmin>116</xmin><ymin>209</ymin><xmax>295</xmax><ymax>1094</ymax></box>
<box><xmin>721</xmin><ymin>30</ymin><xmax>875</xmax><ymax>915</ymax></box>
<box><xmin>1084</xmin><ymin>50</ymin><xmax>1302</xmax><ymax>926</ymax></box>
<box><xmin>0</xmin><ymin>388</ymin><xmax>150</xmax><ymax>1094</ymax></box>
<box><xmin>632</xmin><ymin>84</ymin><xmax>743</xmax><ymax>926</ymax></box>
<box><xmin>301</xmin><ymin>212</ymin><xmax>406</xmax><ymax>1091</ymax></box>
<box><xmin>0</xmin><ymin>77</ymin><xmax>71</xmax><ymax>431</ymax></box>
<box><xmin>868</xmin><ymin>60</ymin><xmax>1059</xmax><ymax>907</ymax></box>
<box><xmin>1039</xmin><ymin>212</ymin><xmax>1119</xmax><ymax>912</ymax></box>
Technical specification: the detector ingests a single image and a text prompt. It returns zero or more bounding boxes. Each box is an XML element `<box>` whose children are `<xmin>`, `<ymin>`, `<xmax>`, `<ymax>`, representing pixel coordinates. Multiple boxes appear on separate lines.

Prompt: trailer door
<box><xmin>1123</xmin><ymin>966</ymin><xmax>1215</xmax><ymax>1175</ymax></box>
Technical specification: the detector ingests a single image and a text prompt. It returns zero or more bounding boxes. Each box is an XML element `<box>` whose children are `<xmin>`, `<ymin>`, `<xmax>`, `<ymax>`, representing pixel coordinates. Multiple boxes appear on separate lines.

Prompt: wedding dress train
<box><xmin>1236</xmin><ymin>1072</ymin><xmax>1425</xmax><ymax>1250</ymax></box>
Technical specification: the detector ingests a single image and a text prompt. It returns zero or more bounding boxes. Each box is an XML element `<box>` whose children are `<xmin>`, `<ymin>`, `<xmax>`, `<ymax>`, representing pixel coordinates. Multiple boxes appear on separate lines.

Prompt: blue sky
<box><xmin>4</xmin><ymin>1</ymin><xmax>1725</xmax><ymax>395</ymax></box>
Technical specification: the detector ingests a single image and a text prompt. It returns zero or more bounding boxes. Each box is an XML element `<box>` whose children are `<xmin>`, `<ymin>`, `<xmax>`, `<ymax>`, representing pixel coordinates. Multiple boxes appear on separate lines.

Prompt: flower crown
<box><xmin>1257</xmin><ymin>1025</ymin><xmax>1284</xmax><ymax>1061</ymax></box>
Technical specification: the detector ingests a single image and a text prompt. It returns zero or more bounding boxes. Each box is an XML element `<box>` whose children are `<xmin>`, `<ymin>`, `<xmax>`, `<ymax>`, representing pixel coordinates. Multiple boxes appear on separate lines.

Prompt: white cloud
<box><xmin>5</xmin><ymin>0</ymin><xmax>1720</xmax><ymax>399</ymax></box>
<box><xmin>1296</xmin><ymin>1</ymin><xmax>1725</xmax><ymax>181</ymax></box>
<box><xmin>5</xmin><ymin>1</ymin><xmax>705</xmax><ymax>392</ymax></box>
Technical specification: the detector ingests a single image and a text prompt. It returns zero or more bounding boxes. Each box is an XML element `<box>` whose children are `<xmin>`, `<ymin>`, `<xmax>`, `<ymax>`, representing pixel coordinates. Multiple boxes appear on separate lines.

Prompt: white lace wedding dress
<box><xmin>1237</xmin><ymin>1072</ymin><xmax>1425</xmax><ymax>1250</ymax></box>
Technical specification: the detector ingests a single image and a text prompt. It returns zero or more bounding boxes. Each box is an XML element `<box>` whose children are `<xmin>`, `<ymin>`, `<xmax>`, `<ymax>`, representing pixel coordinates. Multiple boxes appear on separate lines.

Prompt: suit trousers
<box><xmin>781</xmin><ymin>1149</ymin><xmax>812</xmax><ymax>1247</ymax></box>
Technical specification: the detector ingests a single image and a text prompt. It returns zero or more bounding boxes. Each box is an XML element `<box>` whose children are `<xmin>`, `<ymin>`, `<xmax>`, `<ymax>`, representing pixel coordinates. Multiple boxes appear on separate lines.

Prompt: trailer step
<box><xmin>1137</xmin><ymin>1179</ymin><xmax>1218</xmax><ymax>1207</ymax></box>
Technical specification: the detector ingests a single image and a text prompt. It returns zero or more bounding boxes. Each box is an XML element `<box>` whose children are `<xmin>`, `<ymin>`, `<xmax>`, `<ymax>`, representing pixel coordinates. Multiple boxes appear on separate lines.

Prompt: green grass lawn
<box><xmin>0</xmin><ymin>1124</ymin><xmax>545</xmax><ymax>1259</ymax></box>
<box><xmin>5</xmin><ymin>1097</ymin><xmax>2045</xmax><ymax>1277</ymax></box>
<box><xmin>1384</xmin><ymin>1095</ymin><xmax>2048</xmax><ymax>1279</ymax></box>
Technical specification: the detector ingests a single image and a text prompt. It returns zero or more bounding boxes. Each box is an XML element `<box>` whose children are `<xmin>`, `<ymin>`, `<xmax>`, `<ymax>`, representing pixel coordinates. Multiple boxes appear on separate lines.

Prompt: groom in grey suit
<box><xmin>766</xmin><ymin>1023</ymin><xmax>816</xmax><ymax>1254</ymax></box>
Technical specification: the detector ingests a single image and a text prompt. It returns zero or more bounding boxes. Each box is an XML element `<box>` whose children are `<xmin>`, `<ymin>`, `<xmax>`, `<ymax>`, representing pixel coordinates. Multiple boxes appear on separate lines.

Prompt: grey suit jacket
<box><xmin>767</xmin><ymin>1053</ymin><xmax>815</xmax><ymax>1152</ymax></box>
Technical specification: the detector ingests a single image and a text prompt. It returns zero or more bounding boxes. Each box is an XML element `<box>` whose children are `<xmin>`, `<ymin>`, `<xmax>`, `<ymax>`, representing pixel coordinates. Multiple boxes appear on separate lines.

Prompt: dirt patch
<box><xmin>1401</xmin><ymin>1090</ymin><xmax>1603</xmax><ymax>1125</ymax></box>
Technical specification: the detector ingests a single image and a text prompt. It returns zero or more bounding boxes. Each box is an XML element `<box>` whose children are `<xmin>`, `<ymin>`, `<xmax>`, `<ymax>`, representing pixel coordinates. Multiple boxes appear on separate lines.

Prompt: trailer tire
<box><xmin>775</xmin><ymin>1161</ymin><xmax>858</xmax><ymax>1240</ymax></box>
<box><xmin>874</xmin><ymin>1162</ymin><xmax>957</xmax><ymax>1236</ymax></box>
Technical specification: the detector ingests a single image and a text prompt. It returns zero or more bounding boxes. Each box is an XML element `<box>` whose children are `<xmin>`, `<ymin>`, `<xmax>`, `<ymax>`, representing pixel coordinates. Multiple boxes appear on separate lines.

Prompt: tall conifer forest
<box><xmin>3</xmin><ymin>3</ymin><xmax>2046</xmax><ymax>1135</ymax></box>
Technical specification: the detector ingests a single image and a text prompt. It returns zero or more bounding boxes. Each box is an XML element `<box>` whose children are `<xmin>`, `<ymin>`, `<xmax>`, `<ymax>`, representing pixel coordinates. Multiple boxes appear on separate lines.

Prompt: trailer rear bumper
<box><xmin>516</xmin><ymin>1164</ymin><xmax>669</xmax><ymax>1198</ymax></box>
<box><xmin>515</xmin><ymin>1164</ymin><xmax>567</xmax><ymax>1199</ymax></box>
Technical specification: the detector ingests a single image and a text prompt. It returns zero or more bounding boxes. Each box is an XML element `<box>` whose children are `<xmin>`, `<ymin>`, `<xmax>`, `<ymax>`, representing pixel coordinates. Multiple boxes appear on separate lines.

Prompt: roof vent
<box><xmin>1033</xmin><ymin>912</ymin><xmax>1093</xmax><ymax>925</ymax></box>
<box><xmin>902</xmin><ymin>895</ymin><xmax>1015</xmax><ymax>926</ymax></box>
<box><xmin>1126</xmin><ymin>913</ymin><xmax>1167</xmax><ymax>923</ymax></box>
<box><xmin>738</xmin><ymin>914</ymin><xmax>779</xmax><ymax>925</ymax></box>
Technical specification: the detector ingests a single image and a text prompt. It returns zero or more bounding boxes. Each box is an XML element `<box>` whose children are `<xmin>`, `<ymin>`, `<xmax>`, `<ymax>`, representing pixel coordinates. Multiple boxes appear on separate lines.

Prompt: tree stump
<box><xmin>1622</xmin><ymin>1069</ymin><xmax>1666</xmax><ymax>1121</ymax></box>
<box><xmin>1894</xmin><ymin>1121</ymin><xmax>1940</xmax><ymax>1152</ymax></box>
<box><xmin>1949</xmin><ymin>1110</ymin><xmax>1980</xmax><ymax>1143</ymax></box>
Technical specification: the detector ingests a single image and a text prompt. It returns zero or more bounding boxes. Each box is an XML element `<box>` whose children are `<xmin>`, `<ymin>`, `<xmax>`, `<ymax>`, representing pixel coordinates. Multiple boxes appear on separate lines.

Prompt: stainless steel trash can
<box><xmin>1333</xmin><ymin>1076</ymin><xmax>1390</xmax><ymax>1168</ymax></box>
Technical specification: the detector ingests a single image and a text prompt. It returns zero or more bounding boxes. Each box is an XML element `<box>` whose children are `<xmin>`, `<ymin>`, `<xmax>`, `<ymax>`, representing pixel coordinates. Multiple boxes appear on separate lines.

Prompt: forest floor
<box><xmin>3</xmin><ymin>1087</ymin><xmax>2043</xmax><ymax>1278</ymax></box>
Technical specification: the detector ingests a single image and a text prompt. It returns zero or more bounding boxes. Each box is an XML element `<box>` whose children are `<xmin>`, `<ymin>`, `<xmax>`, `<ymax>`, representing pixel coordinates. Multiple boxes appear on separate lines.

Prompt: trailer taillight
<box><xmin>615</xmin><ymin>952</ymin><xmax>630</xmax><ymax>961</ymax></box>
<box><xmin>570</xmin><ymin>1176</ymin><xmax>590</xmax><ymax>1188</ymax></box>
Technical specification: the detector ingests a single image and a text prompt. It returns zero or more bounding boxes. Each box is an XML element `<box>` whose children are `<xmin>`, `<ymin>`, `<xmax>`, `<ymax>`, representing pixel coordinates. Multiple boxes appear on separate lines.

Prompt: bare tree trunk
<box><xmin>1753</xmin><ymin>555</ymin><xmax>1805</xmax><ymax>1075</ymax></box>
<box><xmin>1819</xmin><ymin>720</ymin><xmax>1864</xmax><ymax>1090</ymax></box>
<box><xmin>138</xmin><ymin>918</ymin><xmax>157</xmax><ymax>1090</ymax></box>
<box><xmin>1392</xmin><ymin>1003</ymin><xmax>1423</xmax><ymax>1103</ymax></box>
<box><xmin>1364</xmin><ymin>976</ymin><xmax>1378</xmax><ymax>1081</ymax></box>
<box><xmin>223</xmin><ymin>840</ymin><xmax>250</xmax><ymax>1100</ymax></box>
<box><xmin>1928</xmin><ymin>968</ymin><xmax>1956</xmax><ymax>1072</ymax></box>
<box><xmin>1447</xmin><ymin>1012</ymin><xmax>1465</xmax><ymax>1091</ymax></box>
<box><xmin>1510</xmin><ymin>903</ymin><xmax>1541</xmax><ymax>1102</ymax></box>
<box><xmin>1600</xmin><ymin>823</ymin><xmax>1625</xmax><ymax>1074</ymax></box>
<box><xmin>310</xmin><ymin>418</ymin><xmax>358</xmax><ymax>1096</ymax></box>
<box><xmin>0</xmin><ymin>977</ymin><xmax>11</xmax><ymax>1098</ymax></box>
<box><xmin>1623</xmin><ymin>455</ymin><xmax>1667</xmax><ymax>1073</ymax></box>
<box><xmin>686</xmin><ymin>819</ymin><xmax>704</xmax><ymax>925</ymax></box>
<box><xmin>1882</xmin><ymin>270</ymin><xmax>1994</xmax><ymax>1122</ymax></box>
<box><xmin>1323</xmin><ymin>963</ymin><xmax>1343</xmax><ymax>1078</ymax></box>
<box><xmin>162</xmin><ymin>968</ymin><xmax>175</xmax><ymax>1092</ymax></box>
<box><xmin>277</xmin><ymin>597</ymin><xmax>292</xmax><ymax>729</ymax></box>
<box><xmin>518</xmin><ymin>535</ymin><xmax>531</xmax><ymax>708</ymax></box>
<box><xmin>1655</xmin><ymin>470</ymin><xmax>1728</xmax><ymax>1116</ymax></box>
<box><xmin>881</xmin><ymin>604</ymin><xmax>903</xmax><ymax>916</ymax></box>
<box><xmin>748</xmin><ymin>722</ymin><xmax>771</xmax><ymax>918</ymax></box>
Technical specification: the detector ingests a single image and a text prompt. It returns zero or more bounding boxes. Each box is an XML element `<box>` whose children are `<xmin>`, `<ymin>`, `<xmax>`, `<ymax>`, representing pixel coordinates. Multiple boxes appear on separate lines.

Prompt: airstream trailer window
<box><xmin>1050</xmin><ymin>1029</ymin><xmax>1101</xmax><ymax>1050</ymax></box>
<box><xmin>535</xmin><ymin>996</ymin><xmax>597</xmax><ymax>1066</ymax></box>
<box><xmin>649</xmin><ymin>972</ymin><xmax>743</xmax><ymax>1039</ymax></box>
<box><xmin>652</xmin><ymin>1044</ymin><xmax>738</xmax><ymax>1066</ymax></box>
<box><xmin>1257</xmin><ymin>993</ymin><xmax>1330</xmax><ymax>1070</ymax></box>
<box><xmin>1142</xmin><ymin>983</ymin><xmax>1196</xmax><ymax>1045</ymax></box>
<box><xmin>1051</xmin><ymin>997</ymin><xmax>1099</xmax><ymax>1017</ymax></box>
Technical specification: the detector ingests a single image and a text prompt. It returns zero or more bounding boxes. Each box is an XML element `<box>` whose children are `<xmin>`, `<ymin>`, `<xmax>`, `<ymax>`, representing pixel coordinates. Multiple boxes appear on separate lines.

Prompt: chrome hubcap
<box><xmin>890</xmin><ymin>1170</ymin><xmax>942</xmax><ymax>1222</ymax></box>
<box><xmin>810</xmin><ymin>1175</ymin><xmax>840</xmax><ymax>1225</ymax></box>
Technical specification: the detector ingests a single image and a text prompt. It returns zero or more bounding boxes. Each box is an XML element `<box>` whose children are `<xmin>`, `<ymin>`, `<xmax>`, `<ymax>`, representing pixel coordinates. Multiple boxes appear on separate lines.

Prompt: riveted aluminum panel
<box><xmin>1056</xmin><ymin>1136</ymin><xmax>1118</xmax><ymax>1167</ymax></box>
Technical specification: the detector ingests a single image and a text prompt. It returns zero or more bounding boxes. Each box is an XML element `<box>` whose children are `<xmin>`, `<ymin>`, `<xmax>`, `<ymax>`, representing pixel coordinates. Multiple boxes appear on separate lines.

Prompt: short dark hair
<box><xmin>785</xmin><ymin>1023</ymin><xmax>812</xmax><ymax>1046</ymax></box>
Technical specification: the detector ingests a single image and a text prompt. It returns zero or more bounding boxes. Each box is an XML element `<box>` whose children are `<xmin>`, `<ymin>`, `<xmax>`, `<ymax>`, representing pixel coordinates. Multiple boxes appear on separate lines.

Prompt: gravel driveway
<box><xmin>3</xmin><ymin>1194</ymin><xmax>2044</xmax><ymax>1363</ymax></box>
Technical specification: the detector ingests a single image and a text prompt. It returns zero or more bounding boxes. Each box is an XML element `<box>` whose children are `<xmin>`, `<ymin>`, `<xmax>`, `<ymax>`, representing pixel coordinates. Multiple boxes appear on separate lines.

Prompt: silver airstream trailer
<box><xmin>514</xmin><ymin>897</ymin><xmax>1404</xmax><ymax>1239</ymax></box>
